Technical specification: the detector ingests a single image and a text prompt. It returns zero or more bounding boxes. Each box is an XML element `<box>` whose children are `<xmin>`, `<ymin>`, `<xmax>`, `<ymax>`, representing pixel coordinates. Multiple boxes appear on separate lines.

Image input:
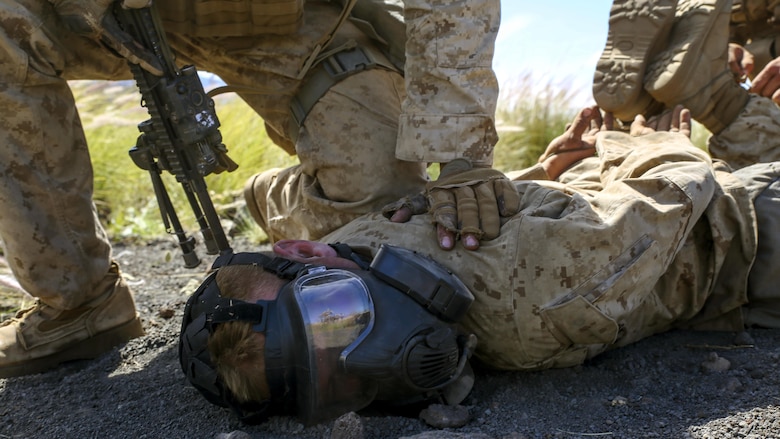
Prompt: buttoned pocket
<box><xmin>539</xmin><ymin>234</ymin><xmax>658</xmax><ymax>348</ymax></box>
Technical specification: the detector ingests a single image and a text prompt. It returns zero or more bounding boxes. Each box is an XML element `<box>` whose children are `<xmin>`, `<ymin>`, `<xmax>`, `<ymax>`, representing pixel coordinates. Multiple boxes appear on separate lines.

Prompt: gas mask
<box><xmin>179</xmin><ymin>244</ymin><xmax>477</xmax><ymax>425</ymax></box>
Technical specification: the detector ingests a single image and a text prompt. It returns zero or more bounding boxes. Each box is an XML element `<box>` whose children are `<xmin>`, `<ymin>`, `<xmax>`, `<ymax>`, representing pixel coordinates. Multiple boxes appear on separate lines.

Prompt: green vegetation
<box><xmin>493</xmin><ymin>73</ymin><xmax>710</xmax><ymax>173</ymax></box>
<box><xmin>74</xmin><ymin>74</ymin><xmax>709</xmax><ymax>245</ymax></box>
<box><xmin>72</xmin><ymin>80</ymin><xmax>297</xmax><ymax>244</ymax></box>
<box><xmin>494</xmin><ymin>74</ymin><xmax>580</xmax><ymax>173</ymax></box>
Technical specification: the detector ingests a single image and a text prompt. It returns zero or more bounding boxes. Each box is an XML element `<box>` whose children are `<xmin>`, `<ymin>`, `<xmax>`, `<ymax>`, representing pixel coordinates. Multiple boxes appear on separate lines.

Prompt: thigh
<box><xmin>1</xmin><ymin>0</ymin><xmax>129</xmax><ymax>84</ymax></box>
<box><xmin>295</xmin><ymin>68</ymin><xmax>427</xmax><ymax>204</ymax></box>
<box><xmin>243</xmin><ymin>70</ymin><xmax>428</xmax><ymax>241</ymax></box>
<box><xmin>734</xmin><ymin>162</ymin><xmax>780</xmax><ymax>327</ymax></box>
<box><xmin>165</xmin><ymin>2</ymin><xmax>351</xmax><ymax>138</ymax></box>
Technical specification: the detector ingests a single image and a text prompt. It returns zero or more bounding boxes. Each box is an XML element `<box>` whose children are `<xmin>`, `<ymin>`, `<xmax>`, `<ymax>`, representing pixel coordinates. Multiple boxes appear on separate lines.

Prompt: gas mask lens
<box><xmin>292</xmin><ymin>269</ymin><xmax>377</xmax><ymax>423</ymax></box>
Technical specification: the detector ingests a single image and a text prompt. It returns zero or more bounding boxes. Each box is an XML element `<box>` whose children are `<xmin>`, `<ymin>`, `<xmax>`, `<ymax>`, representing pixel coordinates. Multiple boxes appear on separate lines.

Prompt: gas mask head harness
<box><xmin>179</xmin><ymin>243</ymin><xmax>477</xmax><ymax>425</ymax></box>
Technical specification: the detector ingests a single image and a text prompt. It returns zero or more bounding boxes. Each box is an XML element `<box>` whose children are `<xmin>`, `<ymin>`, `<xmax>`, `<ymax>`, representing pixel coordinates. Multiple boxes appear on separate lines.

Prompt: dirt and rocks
<box><xmin>1</xmin><ymin>237</ymin><xmax>780</xmax><ymax>439</ymax></box>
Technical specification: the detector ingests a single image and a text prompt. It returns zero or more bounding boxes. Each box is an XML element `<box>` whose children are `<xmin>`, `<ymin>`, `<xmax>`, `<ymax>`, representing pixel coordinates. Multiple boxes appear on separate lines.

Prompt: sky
<box><xmin>199</xmin><ymin>1</ymin><xmax>615</xmax><ymax>106</ymax></box>
<box><xmin>494</xmin><ymin>0</ymin><xmax>614</xmax><ymax>106</ymax></box>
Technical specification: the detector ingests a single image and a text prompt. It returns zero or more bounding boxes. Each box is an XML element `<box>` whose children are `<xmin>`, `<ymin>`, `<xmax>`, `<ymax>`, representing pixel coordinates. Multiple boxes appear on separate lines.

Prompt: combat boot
<box><xmin>644</xmin><ymin>0</ymin><xmax>749</xmax><ymax>134</ymax></box>
<box><xmin>593</xmin><ymin>0</ymin><xmax>678</xmax><ymax>122</ymax></box>
<box><xmin>0</xmin><ymin>261</ymin><xmax>144</xmax><ymax>378</ymax></box>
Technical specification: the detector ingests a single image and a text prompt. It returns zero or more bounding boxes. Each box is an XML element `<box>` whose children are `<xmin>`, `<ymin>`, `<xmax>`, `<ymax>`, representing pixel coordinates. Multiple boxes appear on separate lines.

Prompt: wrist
<box><xmin>437</xmin><ymin>159</ymin><xmax>473</xmax><ymax>178</ymax></box>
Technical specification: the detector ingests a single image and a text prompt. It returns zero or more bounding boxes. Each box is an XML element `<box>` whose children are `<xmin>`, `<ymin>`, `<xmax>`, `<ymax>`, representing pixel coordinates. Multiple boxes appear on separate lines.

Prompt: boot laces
<box><xmin>1</xmin><ymin>299</ymin><xmax>46</xmax><ymax>328</ymax></box>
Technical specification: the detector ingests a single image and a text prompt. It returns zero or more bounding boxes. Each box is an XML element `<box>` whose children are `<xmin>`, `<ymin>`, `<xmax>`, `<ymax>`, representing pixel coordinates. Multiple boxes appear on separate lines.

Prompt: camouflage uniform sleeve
<box><xmin>397</xmin><ymin>0</ymin><xmax>500</xmax><ymax>167</ymax></box>
<box><xmin>505</xmin><ymin>163</ymin><xmax>551</xmax><ymax>182</ymax></box>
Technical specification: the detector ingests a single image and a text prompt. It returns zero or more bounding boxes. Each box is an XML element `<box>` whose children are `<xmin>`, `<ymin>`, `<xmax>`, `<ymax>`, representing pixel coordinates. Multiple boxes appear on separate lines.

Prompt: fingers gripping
<box><xmin>477</xmin><ymin>179</ymin><xmax>522</xmax><ymax>240</ymax></box>
<box><xmin>54</xmin><ymin>0</ymin><xmax>163</xmax><ymax>75</ymax></box>
<box><xmin>426</xmin><ymin>166</ymin><xmax>521</xmax><ymax>243</ymax></box>
<box><xmin>428</xmin><ymin>189</ymin><xmax>458</xmax><ymax>232</ymax></box>
<box><xmin>381</xmin><ymin>192</ymin><xmax>429</xmax><ymax>219</ymax></box>
<box><xmin>457</xmin><ymin>186</ymin><xmax>485</xmax><ymax>239</ymax></box>
<box><xmin>101</xmin><ymin>6</ymin><xmax>164</xmax><ymax>75</ymax></box>
<box><xmin>475</xmin><ymin>183</ymin><xmax>503</xmax><ymax>239</ymax></box>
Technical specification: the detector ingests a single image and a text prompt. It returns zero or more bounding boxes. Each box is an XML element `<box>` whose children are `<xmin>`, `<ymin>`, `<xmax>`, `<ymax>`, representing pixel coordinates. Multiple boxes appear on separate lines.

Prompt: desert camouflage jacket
<box><xmin>322</xmin><ymin>130</ymin><xmax>756</xmax><ymax>371</ymax></box>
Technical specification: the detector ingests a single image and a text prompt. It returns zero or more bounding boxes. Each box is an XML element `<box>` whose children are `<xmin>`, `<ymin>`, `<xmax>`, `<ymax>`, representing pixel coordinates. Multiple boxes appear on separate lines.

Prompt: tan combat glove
<box><xmin>426</xmin><ymin>159</ymin><xmax>520</xmax><ymax>242</ymax></box>
<box><xmin>51</xmin><ymin>0</ymin><xmax>163</xmax><ymax>75</ymax></box>
<box><xmin>381</xmin><ymin>192</ymin><xmax>429</xmax><ymax>218</ymax></box>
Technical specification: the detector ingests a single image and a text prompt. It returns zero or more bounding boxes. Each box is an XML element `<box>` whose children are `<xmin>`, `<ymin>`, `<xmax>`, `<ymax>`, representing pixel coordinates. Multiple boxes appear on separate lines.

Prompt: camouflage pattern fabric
<box><xmin>321</xmin><ymin>99</ymin><xmax>780</xmax><ymax>371</ymax></box>
<box><xmin>708</xmin><ymin>95</ymin><xmax>780</xmax><ymax>168</ymax></box>
<box><xmin>0</xmin><ymin>0</ymin><xmax>497</xmax><ymax>307</ymax></box>
<box><xmin>730</xmin><ymin>0</ymin><xmax>780</xmax><ymax>73</ymax></box>
<box><xmin>0</xmin><ymin>0</ymin><xmax>121</xmax><ymax>310</ymax></box>
<box><xmin>708</xmin><ymin>96</ymin><xmax>780</xmax><ymax>328</ymax></box>
<box><xmin>736</xmin><ymin>161</ymin><xmax>780</xmax><ymax>327</ymax></box>
<box><xmin>244</xmin><ymin>68</ymin><xmax>428</xmax><ymax>242</ymax></box>
<box><xmin>397</xmin><ymin>0</ymin><xmax>500</xmax><ymax>167</ymax></box>
<box><xmin>730</xmin><ymin>0</ymin><xmax>780</xmax><ymax>43</ymax></box>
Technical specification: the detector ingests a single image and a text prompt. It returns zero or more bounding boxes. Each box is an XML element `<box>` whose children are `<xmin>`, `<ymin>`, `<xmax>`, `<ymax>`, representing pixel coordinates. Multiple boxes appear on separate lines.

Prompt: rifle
<box><xmin>112</xmin><ymin>4</ymin><xmax>237</xmax><ymax>268</ymax></box>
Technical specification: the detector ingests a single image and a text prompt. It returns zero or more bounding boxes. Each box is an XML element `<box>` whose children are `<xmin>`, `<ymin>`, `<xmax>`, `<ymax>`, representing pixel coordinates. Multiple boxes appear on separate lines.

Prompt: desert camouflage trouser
<box><xmin>555</xmin><ymin>96</ymin><xmax>780</xmax><ymax>328</ymax></box>
<box><xmin>560</xmin><ymin>96</ymin><xmax>780</xmax><ymax>329</ymax></box>
<box><xmin>709</xmin><ymin>96</ymin><xmax>780</xmax><ymax>327</ymax></box>
<box><xmin>0</xmin><ymin>0</ymin><xmax>426</xmax><ymax>308</ymax></box>
<box><xmin>243</xmin><ymin>68</ymin><xmax>427</xmax><ymax>242</ymax></box>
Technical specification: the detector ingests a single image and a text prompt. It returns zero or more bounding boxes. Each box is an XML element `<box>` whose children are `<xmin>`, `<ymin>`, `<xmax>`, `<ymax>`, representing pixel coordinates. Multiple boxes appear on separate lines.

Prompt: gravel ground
<box><xmin>2</xmin><ymin>237</ymin><xmax>780</xmax><ymax>439</ymax></box>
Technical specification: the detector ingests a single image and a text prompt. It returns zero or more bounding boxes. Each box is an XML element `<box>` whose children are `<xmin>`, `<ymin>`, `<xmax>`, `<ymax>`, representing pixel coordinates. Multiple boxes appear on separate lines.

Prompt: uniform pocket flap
<box><xmin>541</xmin><ymin>295</ymin><xmax>619</xmax><ymax>345</ymax></box>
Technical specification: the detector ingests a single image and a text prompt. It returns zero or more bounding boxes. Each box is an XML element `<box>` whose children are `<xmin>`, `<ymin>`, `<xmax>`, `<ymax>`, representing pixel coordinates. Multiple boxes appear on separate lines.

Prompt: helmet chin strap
<box><xmin>210</xmin><ymin>250</ymin><xmax>310</xmax><ymax>279</ymax></box>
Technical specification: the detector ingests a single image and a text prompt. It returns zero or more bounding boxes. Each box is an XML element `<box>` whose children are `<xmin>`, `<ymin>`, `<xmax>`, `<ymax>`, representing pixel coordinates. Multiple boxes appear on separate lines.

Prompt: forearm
<box><xmin>597</xmin><ymin>131</ymin><xmax>716</xmax><ymax>222</ymax></box>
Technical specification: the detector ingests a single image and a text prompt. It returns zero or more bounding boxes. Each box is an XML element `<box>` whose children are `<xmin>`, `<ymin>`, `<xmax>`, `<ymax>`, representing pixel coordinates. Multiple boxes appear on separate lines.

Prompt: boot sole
<box><xmin>592</xmin><ymin>0</ymin><xmax>678</xmax><ymax>120</ymax></box>
<box><xmin>644</xmin><ymin>0</ymin><xmax>731</xmax><ymax>103</ymax></box>
<box><xmin>0</xmin><ymin>317</ymin><xmax>145</xmax><ymax>379</ymax></box>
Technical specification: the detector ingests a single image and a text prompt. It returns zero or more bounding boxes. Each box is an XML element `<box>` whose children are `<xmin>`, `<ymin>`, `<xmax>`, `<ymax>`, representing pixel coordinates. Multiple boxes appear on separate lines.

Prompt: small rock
<box><xmin>180</xmin><ymin>278</ymin><xmax>203</xmax><ymax>295</ymax></box>
<box><xmin>419</xmin><ymin>404</ymin><xmax>471</xmax><ymax>429</ymax></box>
<box><xmin>725</xmin><ymin>377</ymin><xmax>743</xmax><ymax>392</ymax></box>
<box><xmin>157</xmin><ymin>307</ymin><xmax>174</xmax><ymax>319</ymax></box>
<box><xmin>701</xmin><ymin>352</ymin><xmax>731</xmax><ymax>373</ymax></box>
<box><xmin>330</xmin><ymin>412</ymin><xmax>364</xmax><ymax>439</ymax></box>
<box><xmin>610</xmin><ymin>396</ymin><xmax>628</xmax><ymax>406</ymax></box>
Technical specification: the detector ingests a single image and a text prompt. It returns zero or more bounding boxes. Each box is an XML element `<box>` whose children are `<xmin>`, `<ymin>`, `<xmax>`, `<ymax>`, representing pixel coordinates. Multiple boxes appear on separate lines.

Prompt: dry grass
<box><xmin>74</xmin><ymin>73</ymin><xmax>708</xmax><ymax>245</ymax></box>
<box><xmin>71</xmin><ymin>80</ymin><xmax>296</xmax><ymax>243</ymax></box>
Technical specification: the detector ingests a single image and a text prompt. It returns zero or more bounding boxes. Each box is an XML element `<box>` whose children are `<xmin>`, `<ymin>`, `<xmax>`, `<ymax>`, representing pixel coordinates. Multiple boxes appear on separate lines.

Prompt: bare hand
<box><xmin>728</xmin><ymin>43</ymin><xmax>754</xmax><ymax>82</ymax></box>
<box><xmin>538</xmin><ymin>105</ymin><xmax>600</xmax><ymax>180</ymax></box>
<box><xmin>629</xmin><ymin>105</ymin><xmax>692</xmax><ymax>137</ymax></box>
<box><xmin>751</xmin><ymin>57</ymin><xmax>780</xmax><ymax>105</ymax></box>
